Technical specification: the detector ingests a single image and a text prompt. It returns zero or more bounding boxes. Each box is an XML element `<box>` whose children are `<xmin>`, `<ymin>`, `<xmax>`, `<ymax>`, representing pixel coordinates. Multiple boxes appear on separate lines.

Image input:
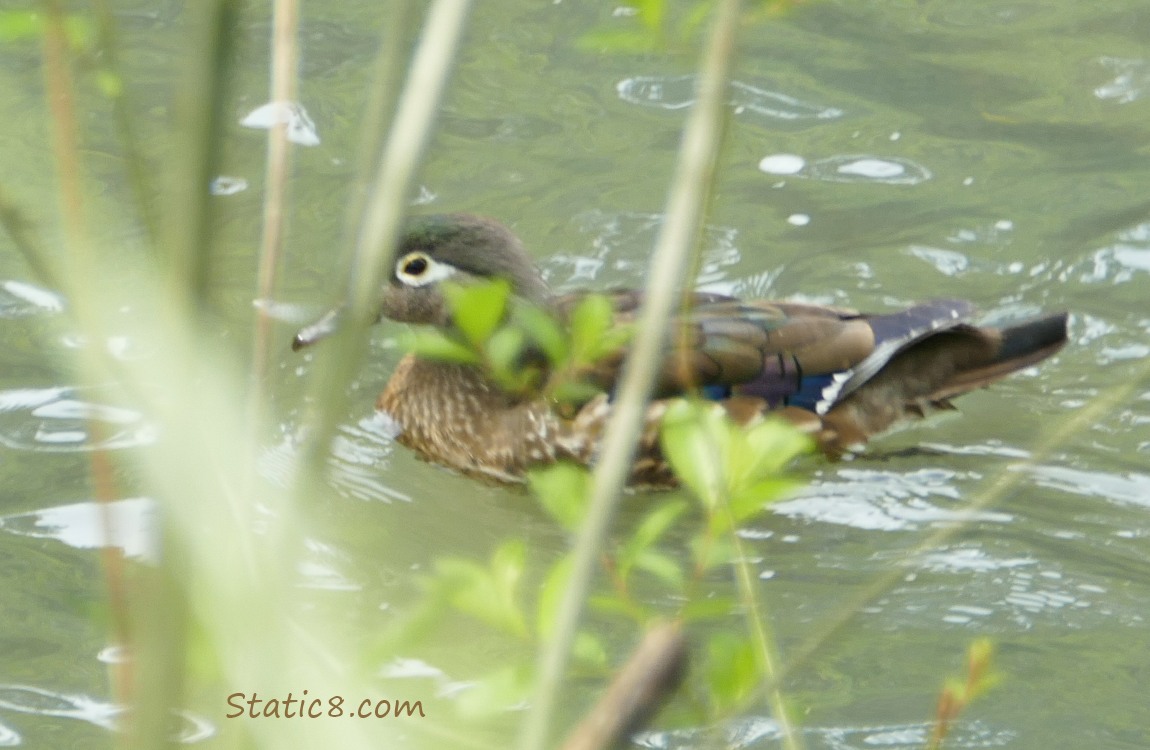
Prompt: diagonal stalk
<box><xmin>296</xmin><ymin>0</ymin><xmax>474</xmax><ymax>473</ymax></box>
<box><xmin>757</xmin><ymin>350</ymin><xmax>1150</xmax><ymax>703</ymax></box>
<box><xmin>517</xmin><ymin>2</ymin><xmax>743</xmax><ymax>748</ymax></box>
<box><xmin>727</xmin><ymin>530</ymin><xmax>803</xmax><ymax>750</ymax></box>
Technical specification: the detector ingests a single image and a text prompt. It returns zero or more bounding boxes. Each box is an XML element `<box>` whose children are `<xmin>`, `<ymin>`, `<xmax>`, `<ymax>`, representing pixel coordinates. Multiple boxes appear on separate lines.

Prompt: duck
<box><xmin>293</xmin><ymin>213</ymin><xmax>1068</xmax><ymax>486</ymax></box>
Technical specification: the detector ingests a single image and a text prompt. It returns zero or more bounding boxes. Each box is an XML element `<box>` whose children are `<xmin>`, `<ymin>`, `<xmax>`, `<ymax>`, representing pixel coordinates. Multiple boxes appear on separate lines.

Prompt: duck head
<box><xmin>293</xmin><ymin>213</ymin><xmax>550</xmax><ymax>349</ymax></box>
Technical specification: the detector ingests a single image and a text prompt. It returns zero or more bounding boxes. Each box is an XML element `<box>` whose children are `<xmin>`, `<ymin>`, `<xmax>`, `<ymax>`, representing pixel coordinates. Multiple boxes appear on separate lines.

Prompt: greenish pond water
<box><xmin>1</xmin><ymin>0</ymin><xmax>1149</xmax><ymax>747</ymax></box>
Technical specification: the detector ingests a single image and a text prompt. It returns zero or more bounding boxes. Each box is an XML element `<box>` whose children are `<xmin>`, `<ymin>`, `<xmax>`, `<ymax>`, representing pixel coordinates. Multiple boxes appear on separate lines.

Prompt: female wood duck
<box><xmin>293</xmin><ymin>213</ymin><xmax>1068</xmax><ymax>486</ymax></box>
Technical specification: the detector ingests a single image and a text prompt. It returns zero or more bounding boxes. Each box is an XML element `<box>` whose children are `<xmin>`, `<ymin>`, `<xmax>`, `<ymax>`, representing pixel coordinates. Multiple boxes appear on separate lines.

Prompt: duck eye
<box><xmin>395</xmin><ymin>251</ymin><xmax>455</xmax><ymax>287</ymax></box>
<box><xmin>403</xmin><ymin>256</ymin><xmax>428</xmax><ymax>276</ymax></box>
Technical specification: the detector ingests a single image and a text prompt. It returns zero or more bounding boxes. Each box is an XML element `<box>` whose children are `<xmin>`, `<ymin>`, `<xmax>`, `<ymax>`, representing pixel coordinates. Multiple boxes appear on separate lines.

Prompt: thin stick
<box><xmin>516</xmin><ymin>2</ymin><xmax>742</xmax><ymax>748</ymax></box>
<box><xmin>41</xmin><ymin>0</ymin><xmax>86</xmax><ymax>264</ymax></box>
<box><xmin>41</xmin><ymin>0</ymin><xmax>135</xmax><ymax>714</ymax></box>
<box><xmin>250</xmin><ymin>0</ymin><xmax>301</xmax><ymax>400</ymax></box>
<box><xmin>559</xmin><ymin>621</ymin><xmax>687</xmax><ymax>750</ymax></box>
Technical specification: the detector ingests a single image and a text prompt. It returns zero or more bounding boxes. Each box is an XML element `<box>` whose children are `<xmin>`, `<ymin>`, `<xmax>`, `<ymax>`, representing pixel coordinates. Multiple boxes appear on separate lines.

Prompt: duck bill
<box><xmin>292</xmin><ymin>307</ymin><xmax>344</xmax><ymax>351</ymax></box>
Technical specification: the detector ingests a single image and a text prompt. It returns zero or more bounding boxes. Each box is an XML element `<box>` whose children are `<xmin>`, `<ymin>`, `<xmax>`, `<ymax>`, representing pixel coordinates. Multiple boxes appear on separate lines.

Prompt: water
<box><xmin>1</xmin><ymin>0</ymin><xmax>1149</xmax><ymax>747</ymax></box>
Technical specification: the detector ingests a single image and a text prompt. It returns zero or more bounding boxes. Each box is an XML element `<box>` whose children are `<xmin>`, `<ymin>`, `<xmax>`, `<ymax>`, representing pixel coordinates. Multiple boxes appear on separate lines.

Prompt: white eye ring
<box><xmin>395</xmin><ymin>252</ymin><xmax>456</xmax><ymax>287</ymax></box>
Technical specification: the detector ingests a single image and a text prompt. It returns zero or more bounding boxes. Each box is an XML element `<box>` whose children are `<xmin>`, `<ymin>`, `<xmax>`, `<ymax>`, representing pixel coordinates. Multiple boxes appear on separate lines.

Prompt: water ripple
<box><xmin>808</xmin><ymin>155</ymin><xmax>932</xmax><ymax>185</ymax></box>
<box><xmin>772</xmin><ymin>468</ymin><xmax>1010</xmax><ymax>531</ymax></box>
<box><xmin>926</xmin><ymin>3</ymin><xmax>1043</xmax><ymax>28</ymax></box>
<box><xmin>329</xmin><ymin>414</ymin><xmax>411</xmax><ymax>504</ymax></box>
<box><xmin>208</xmin><ymin>175</ymin><xmax>247</xmax><ymax>196</ymax></box>
<box><xmin>759</xmin><ymin>153</ymin><xmax>932</xmax><ymax>185</ymax></box>
<box><xmin>867</xmin><ymin>543</ymin><xmax>1146</xmax><ymax>630</ymax></box>
<box><xmin>0</xmin><ymin>387</ymin><xmax>156</xmax><ymax>452</ymax></box>
<box><xmin>908</xmin><ymin>245</ymin><xmax>970</xmax><ymax>276</ymax></box>
<box><xmin>262</xmin><ymin>414</ymin><xmax>410</xmax><ymax>505</ymax></box>
<box><xmin>617</xmin><ymin>75</ymin><xmax>843</xmax><ymax>123</ymax></box>
<box><xmin>1028</xmin><ymin>465</ymin><xmax>1150</xmax><ymax>509</ymax></box>
<box><xmin>945</xmin><ymin>219</ymin><xmax>1016</xmax><ymax>248</ymax></box>
<box><xmin>0</xmin><ymin>684</ymin><xmax>212</xmax><ymax>743</ymax></box>
<box><xmin>0</xmin><ymin>280</ymin><xmax>65</xmax><ymax>317</ymax></box>
<box><xmin>557</xmin><ymin>211</ymin><xmax>744</xmax><ymax>289</ymax></box>
<box><xmin>918</xmin><ymin>547</ymin><xmax>1036</xmax><ymax>574</ymax></box>
<box><xmin>0</xmin><ymin>498</ymin><xmax>157</xmax><ymax>561</ymax></box>
<box><xmin>299</xmin><ymin>537</ymin><xmax>363</xmax><ymax>591</ymax></box>
<box><xmin>1075</xmin><ymin>221</ymin><xmax>1150</xmax><ymax>283</ymax></box>
<box><xmin>0</xmin><ymin>490</ymin><xmax>363</xmax><ymax>590</ymax></box>
<box><xmin>239</xmin><ymin>100</ymin><xmax>320</xmax><ymax>146</ymax></box>
<box><xmin>1094</xmin><ymin>57</ymin><xmax>1150</xmax><ymax>104</ymax></box>
<box><xmin>634</xmin><ymin>716</ymin><xmax>1012</xmax><ymax>749</ymax></box>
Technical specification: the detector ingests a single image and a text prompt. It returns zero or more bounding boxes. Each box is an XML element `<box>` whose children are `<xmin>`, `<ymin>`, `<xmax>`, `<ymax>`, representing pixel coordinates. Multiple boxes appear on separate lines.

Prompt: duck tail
<box><xmin>932</xmin><ymin>312</ymin><xmax>1069</xmax><ymax>398</ymax></box>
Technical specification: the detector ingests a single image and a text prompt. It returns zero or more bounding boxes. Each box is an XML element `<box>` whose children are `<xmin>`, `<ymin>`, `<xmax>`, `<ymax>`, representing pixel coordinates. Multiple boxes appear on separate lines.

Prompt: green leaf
<box><xmin>0</xmin><ymin>11</ymin><xmax>41</xmax><ymax>41</ymax></box>
<box><xmin>493</xmin><ymin>369</ymin><xmax>537</xmax><ymax>396</ymax></box>
<box><xmin>434</xmin><ymin>540</ymin><xmax>529</xmax><ymax>638</ymax></box>
<box><xmin>588</xmin><ymin>594</ymin><xmax>643</xmax><ymax>622</ymax></box>
<box><xmin>626</xmin><ymin>499</ymin><xmax>689</xmax><ymax>554</ymax></box>
<box><xmin>678</xmin><ymin>1</ymin><xmax>715</xmax><ymax>39</ymax></box>
<box><xmin>706</xmin><ymin>632</ymin><xmax>760</xmax><ymax>712</ymax></box>
<box><xmin>528</xmin><ymin>463</ymin><xmax>589</xmax><ymax>532</ymax></box>
<box><xmin>95</xmin><ymin>70</ymin><xmax>123</xmax><ymax>99</ymax></box>
<box><xmin>588</xmin><ymin>323</ymin><xmax>633</xmax><ymax>360</ymax></box>
<box><xmin>617</xmin><ymin>499</ymin><xmax>689</xmax><ymax>575</ymax></box>
<box><xmin>680</xmin><ymin>595</ymin><xmax>738</xmax><ymax>622</ymax></box>
<box><xmin>535</xmin><ymin>553</ymin><xmax>573</xmax><ymax>640</ymax></box>
<box><xmin>404</xmin><ymin>329</ymin><xmax>481</xmax><ymax>365</ymax></box>
<box><xmin>434</xmin><ymin>559</ymin><xmax>505</xmax><ymax>630</ymax></box>
<box><xmin>963</xmin><ymin>638</ymin><xmax>1000</xmax><ymax>701</ymax></box>
<box><xmin>738</xmin><ymin>417</ymin><xmax>813</xmax><ymax>483</ymax></box>
<box><xmin>485</xmin><ymin>326</ymin><xmax>529</xmax><ymax>384</ymax></box>
<box><xmin>512</xmin><ymin>302</ymin><xmax>568</xmax><ymax>366</ymax></box>
<box><xmin>716</xmin><ymin>478</ymin><xmax>802</xmax><ymax>533</ymax></box>
<box><xmin>691</xmin><ymin>533</ymin><xmax>735</xmax><ymax>573</ymax></box>
<box><xmin>631</xmin><ymin>549</ymin><xmax>686</xmax><ymax>590</ymax></box>
<box><xmin>0</xmin><ymin>11</ymin><xmax>91</xmax><ymax>49</ymax></box>
<box><xmin>492</xmin><ymin>539</ymin><xmax>527</xmax><ymax>608</ymax></box>
<box><xmin>568</xmin><ymin>294</ymin><xmax>614</xmax><ymax>364</ymax></box>
<box><xmin>633</xmin><ymin>0</ymin><xmax>667</xmax><ymax>32</ymax></box>
<box><xmin>549</xmin><ymin>380</ymin><xmax>603</xmax><ymax>409</ymax></box>
<box><xmin>64</xmin><ymin>16</ymin><xmax>93</xmax><ymax>51</ymax></box>
<box><xmin>443</xmin><ymin>278</ymin><xmax>511</xmax><ymax>348</ymax></box>
<box><xmin>573</xmin><ymin>631</ymin><xmax>608</xmax><ymax>669</ymax></box>
<box><xmin>660</xmin><ymin>400</ymin><xmax>728</xmax><ymax>509</ymax></box>
<box><xmin>371</xmin><ymin>588</ymin><xmax>452</xmax><ymax>658</ymax></box>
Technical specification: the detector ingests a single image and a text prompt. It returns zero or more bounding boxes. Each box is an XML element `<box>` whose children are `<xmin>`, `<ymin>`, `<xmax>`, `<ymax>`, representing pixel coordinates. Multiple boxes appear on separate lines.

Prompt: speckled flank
<box><xmin>377</xmin><ymin>355</ymin><xmax>679</xmax><ymax>486</ymax></box>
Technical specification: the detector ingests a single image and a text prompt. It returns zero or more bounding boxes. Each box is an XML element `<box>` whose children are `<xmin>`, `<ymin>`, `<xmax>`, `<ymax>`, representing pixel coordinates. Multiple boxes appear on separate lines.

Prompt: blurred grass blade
<box><xmin>0</xmin><ymin>185</ymin><xmax>63</xmax><ymax>290</ymax></box>
<box><xmin>518</xmin><ymin>0</ymin><xmax>744</xmax><ymax>747</ymax></box>
<box><xmin>160</xmin><ymin>0</ymin><xmax>240</xmax><ymax>309</ymax></box>
<box><xmin>297</xmin><ymin>0</ymin><xmax>474</xmax><ymax>476</ymax></box>
<box><xmin>92</xmin><ymin>0</ymin><xmax>161</xmax><ymax>244</ymax></box>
